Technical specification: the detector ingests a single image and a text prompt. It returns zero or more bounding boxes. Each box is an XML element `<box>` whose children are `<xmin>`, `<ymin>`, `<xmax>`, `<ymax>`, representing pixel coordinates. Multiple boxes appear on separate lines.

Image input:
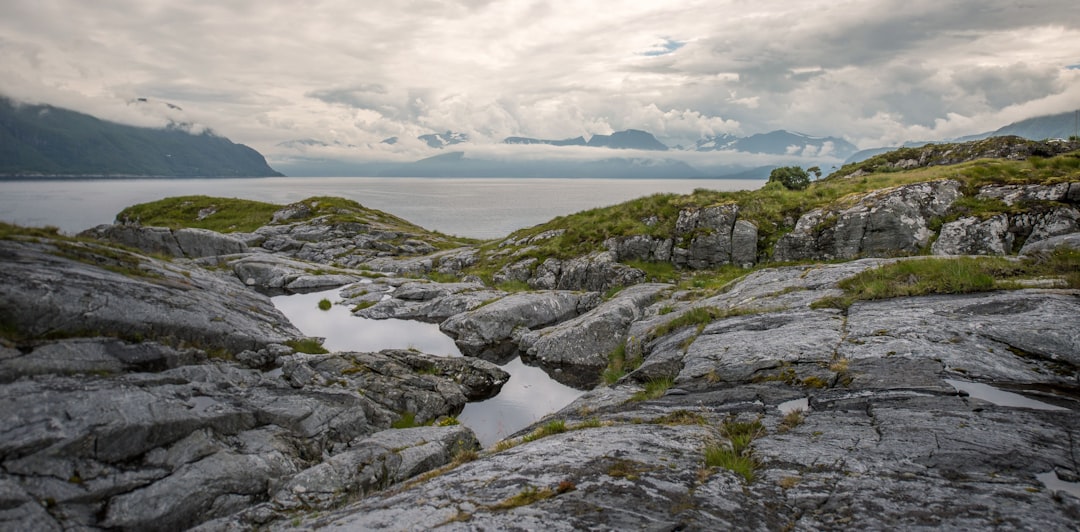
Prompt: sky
<box><xmin>2</xmin><ymin>0</ymin><xmax>1079</xmax><ymax>165</ymax></box>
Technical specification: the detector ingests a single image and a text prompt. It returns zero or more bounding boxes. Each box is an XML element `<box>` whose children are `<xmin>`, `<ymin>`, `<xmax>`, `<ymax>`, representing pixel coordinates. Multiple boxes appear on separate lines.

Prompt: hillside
<box><xmin>0</xmin><ymin>97</ymin><xmax>283</xmax><ymax>177</ymax></box>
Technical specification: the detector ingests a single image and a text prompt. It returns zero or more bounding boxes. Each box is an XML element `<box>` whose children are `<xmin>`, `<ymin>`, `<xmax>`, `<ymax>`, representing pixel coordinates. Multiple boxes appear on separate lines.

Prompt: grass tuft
<box><xmin>631</xmin><ymin>376</ymin><xmax>675</xmax><ymax>401</ymax></box>
<box><xmin>285</xmin><ymin>338</ymin><xmax>329</xmax><ymax>354</ymax></box>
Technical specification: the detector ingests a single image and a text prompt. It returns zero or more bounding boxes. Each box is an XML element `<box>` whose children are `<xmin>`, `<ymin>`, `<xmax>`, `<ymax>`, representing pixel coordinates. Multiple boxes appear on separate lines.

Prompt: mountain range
<box><xmin>2</xmin><ymin>93</ymin><xmax>1075</xmax><ymax>179</ymax></box>
<box><xmin>0</xmin><ymin>97</ymin><xmax>282</xmax><ymax>177</ymax></box>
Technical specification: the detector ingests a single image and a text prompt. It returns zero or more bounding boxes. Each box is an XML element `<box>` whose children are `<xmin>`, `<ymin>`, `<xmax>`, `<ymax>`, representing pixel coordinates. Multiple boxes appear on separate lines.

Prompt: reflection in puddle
<box><xmin>272</xmin><ymin>287</ymin><xmax>585</xmax><ymax>448</ymax></box>
<box><xmin>945</xmin><ymin>379</ymin><xmax>1068</xmax><ymax>411</ymax></box>
<box><xmin>272</xmin><ymin>289</ymin><xmax>459</xmax><ymax>355</ymax></box>
<box><xmin>459</xmin><ymin>357</ymin><xmax>583</xmax><ymax>447</ymax></box>
<box><xmin>1037</xmin><ymin>471</ymin><xmax>1080</xmax><ymax>499</ymax></box>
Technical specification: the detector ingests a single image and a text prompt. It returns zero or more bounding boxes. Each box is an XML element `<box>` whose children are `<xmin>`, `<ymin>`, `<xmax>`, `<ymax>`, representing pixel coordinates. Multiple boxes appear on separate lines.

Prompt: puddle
<box><xmin>1037</xmin><ymin>471</ymin><xmax>1080</xmax><ymax>499</ymax></box>
<box><xmin>272</xmin><ymin>287</ymin><xmax>585</xmax><ymax>447</ymax></box>
<box><xmin>945</xmin><ymin>379</ymin><xmax>1069</xmax><ymax>411</ymax></box>
<box><xmin>778</xmin><ymin>397</ymin><xmax>809</xmax><ymax>415</ymax></box>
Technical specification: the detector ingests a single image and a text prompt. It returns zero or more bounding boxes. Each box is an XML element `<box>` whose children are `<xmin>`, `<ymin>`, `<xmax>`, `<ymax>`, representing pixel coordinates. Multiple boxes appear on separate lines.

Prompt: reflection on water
<box><xmin>272</xmin><ymin>287</ymin><xmax>585</xmax><ymax>447</ymax></box>
<box><xmin>272</xmin><ymin>288</ymin><xmax>459</xmax><ymax>355</ymax></box>
<box><xmin>458</xmin><ymin>357</ymin><xmax>584</xmax><ymax>447</ymax></box>
<box><xmin>945</xmin><ymin>379</ymin><xmax>1069</xmax><ymax>411</ymax></box>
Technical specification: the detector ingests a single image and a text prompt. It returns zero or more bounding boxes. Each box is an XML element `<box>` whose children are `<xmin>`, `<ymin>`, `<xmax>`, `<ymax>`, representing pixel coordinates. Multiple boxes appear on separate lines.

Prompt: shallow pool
<box><xmin>272</xmin><ymin>287</ymin><xmax>585</xmax><ymax>447</ymax></box>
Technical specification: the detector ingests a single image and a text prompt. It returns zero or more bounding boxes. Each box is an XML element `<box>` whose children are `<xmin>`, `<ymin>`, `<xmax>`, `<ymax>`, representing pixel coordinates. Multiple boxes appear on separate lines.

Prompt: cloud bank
<box><xmin>1</xmin><ymin>0</ymin><xmax>1078</xmax><ymax>163</ymax></box>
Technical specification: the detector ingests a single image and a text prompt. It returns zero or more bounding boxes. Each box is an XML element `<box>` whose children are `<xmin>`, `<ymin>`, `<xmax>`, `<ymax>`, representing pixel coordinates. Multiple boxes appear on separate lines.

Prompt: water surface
<box><xmin>271</xmin><ymin>287</ymin><xmax>584</xmax><ymax>447</ymax></box>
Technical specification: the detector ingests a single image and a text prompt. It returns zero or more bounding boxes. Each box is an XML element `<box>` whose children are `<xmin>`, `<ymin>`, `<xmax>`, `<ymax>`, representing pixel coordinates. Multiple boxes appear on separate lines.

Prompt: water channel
<box><xmin>272</xmin><ymin>287</ymin><xmax>585</xmax><ymax>447</ymax></box>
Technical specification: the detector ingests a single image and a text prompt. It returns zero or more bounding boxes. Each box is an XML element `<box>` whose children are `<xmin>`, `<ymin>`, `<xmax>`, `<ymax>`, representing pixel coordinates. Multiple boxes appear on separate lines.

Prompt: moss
<box><xmin>391</xmin><ymin>411</ymin><xmax>419</xmax><ymax>429</ymax></box>
<box><xmin>488</xmin><ymin>485</ymin><xmax>554</xmax><ymax>510</ymax></box>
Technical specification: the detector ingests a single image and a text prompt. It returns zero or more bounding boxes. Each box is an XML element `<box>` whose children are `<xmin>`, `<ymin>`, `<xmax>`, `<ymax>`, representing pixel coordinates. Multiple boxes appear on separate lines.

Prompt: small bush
<box><xmin>318</xmin><ymin>298</ymin><xmax>332</xmax><ymax>311</ymax></box>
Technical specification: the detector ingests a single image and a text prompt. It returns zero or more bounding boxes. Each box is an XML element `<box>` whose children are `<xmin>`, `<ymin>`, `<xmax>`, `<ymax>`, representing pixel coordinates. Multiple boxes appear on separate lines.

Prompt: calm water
<box><xmin>272</xmin><ymin>287</ymin><xmax>584</xmax><ymax>447</ymax></box>
<box><xmin>0</xmin><ymin>176</ymin><xmax>762</xmax><ymax>239</ymax></box>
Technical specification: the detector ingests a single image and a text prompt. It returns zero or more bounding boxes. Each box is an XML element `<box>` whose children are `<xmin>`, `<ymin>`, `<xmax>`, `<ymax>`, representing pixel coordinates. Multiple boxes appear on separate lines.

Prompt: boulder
<box><xmin>1019</xmin><ymin>232</ymin><xmax>1080</xmax><ymax>255</ymax></box>
<box><xmin>931</xmin><ymin>214</ymin><xmax>1013</xmax><ymax>255</ymax></box>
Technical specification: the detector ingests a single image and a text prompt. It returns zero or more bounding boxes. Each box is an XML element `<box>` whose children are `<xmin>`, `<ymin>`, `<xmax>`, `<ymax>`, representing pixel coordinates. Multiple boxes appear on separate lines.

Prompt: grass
<box><xmin>285</xmin><ymin>338</ymin><xmax>330</xmax><ymax>354</ymax></box>
<box><xmin>351</xmin><ymin>300</ymin><xmax>377</xmax><ymax>312</ymax></box>
<box><xmin>391</xmin><ymin>411</ymin><xmax>419</xmax><ymax>429</ymax></box>
<box><xmin>602</xmin><ymin>341</ymin><xmax>642</xmax><ymax>385</ymax></box>
<box><xmin>704</xmin><ymin>417</ymin><xmax>766</xmax><ymax>483</ymax></box>
<box><xmin>115</xmin><ymin>195</ymin><xmax>280</xmax><ymax>233</ymax></box>
<box><xmin>488</xmin><ymin>485</ymin><xmax>554</xmax><ymax>510</ymax></box>
<box><xmin>652</xmin><ymin>409</ymin><xmax>708</xmax><ymax>425</ymax></box>
<box><xmin>631</xmin><ymin>376</ymin><xmax>675</xmax><ymax>401</ymax></box>
<box><xmin>812</xmin><ymin>250</ymin><xmax>1080</xmax><ymax>310</ymax></box>
<box><xmin>318</xmin><ymin>298</ymin><xmax>332</xmax><ymax>311</ymax></box>
<box><xmin>777</xmin><ymin>409</ymin><xmax>805</xmax><ymax>434</ymax></box>
<box><xmin>522</xmin><ymin>419</ymin><xmax>568</xmax><ymax>442</ymax></box>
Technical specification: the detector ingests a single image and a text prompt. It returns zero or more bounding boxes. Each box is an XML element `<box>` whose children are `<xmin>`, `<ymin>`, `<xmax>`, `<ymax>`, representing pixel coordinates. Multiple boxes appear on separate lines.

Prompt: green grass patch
<box><xmin>602</xmin><ymin>341</ymin><xmax>642</xmax><ymax>385</ymax></box>
<box><xmin>318</xmin><ymin>298</ymin><xmax>332</xmax><ymax>311</ymax></box>
<box><xmin>522</xmin><ymin>419</ymin><xmax>568</xmax><ymax>442</ymax></box>
<box><xmin>351</xmin><ymin>300</ymin><xmax>377</xmax><ymax>312</ymax></box>
<box><xmin>115</xmin><ymin>195</ymin><xmax>279</xmax><ymax>233</ymax></box>
<box><xmin>391</xmin><ymin>411</ymin><xmax>419</xmax><ymax>429</ymax></box>
<box><xmin>631</xmin><ymin>376</ymin><xmax>674</xmax><ymax>401</ymax></box>
<box><xmin>652</xmin><ymin>409</ymin><xmax>708</xmax><ymax>425</ymax></box>
<box><xmin>285</xmin><ymin>338</ymin><xmax>329</xmax><ymax>354</ymax></box>
<box><xmin>812</xmin><ymin>250</ymin><xmax>1080</xmax><ymax>310</ymax></box>
<box><xmin>704</xmin><ymin>417</ymin><xmax>765</xmax><ymax>483</ymax></box>
<box><xmin>626</xmin><ymin>260</ymin><xmax>679</xmax><ymax>283</ymax></box>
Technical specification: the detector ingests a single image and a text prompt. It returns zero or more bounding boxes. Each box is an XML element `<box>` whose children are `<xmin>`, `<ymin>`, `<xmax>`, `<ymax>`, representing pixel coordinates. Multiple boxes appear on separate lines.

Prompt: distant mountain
<box><xmin>697</xmin><ymin>130</ymin><xmax>858</xmax><ymax>159</ymax></box>
<box><xmin>418</xmin><ymin>131</ymin><xmax>469</xmax><ymax>148</ymax></box>
<box><xmin>504</xmin><ymin>129</ymin><xmax>668</xmax><ymax>150</ymax></box>
<box><xmin>0</xmin><ymin>97</ymin><xmax>282</xmax><ymax>177</ymax></box>
<box><xmin>957</xmin><ymin>111</ymin><xmax>1080</xmax><ymax>142</ymax></box>
<box><xmin>504</xmin><ymin>135</ymin><xmax>588</xmax><ymax>147</ymax></box>
<box><xmin>586</xmin><ymin>129</ymin><xmax>669</xmax><ymax>151</ymax></box>
<box><xmin>366</xmin><ymin>151</ymin><xmax>704</xmax><ymax>178</ymax></box>
<box><xmin>845</xmin><ymin>110</ymin><xmax>1080</xmax><ymax>166</ymax></box>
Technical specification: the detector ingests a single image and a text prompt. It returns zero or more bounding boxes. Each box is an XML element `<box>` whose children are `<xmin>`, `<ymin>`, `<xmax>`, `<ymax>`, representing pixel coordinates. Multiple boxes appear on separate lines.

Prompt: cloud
<box><xmin>1</xmin><ymin>0</ymin><xmax>1078</xmax><ymax>160</ymax></box>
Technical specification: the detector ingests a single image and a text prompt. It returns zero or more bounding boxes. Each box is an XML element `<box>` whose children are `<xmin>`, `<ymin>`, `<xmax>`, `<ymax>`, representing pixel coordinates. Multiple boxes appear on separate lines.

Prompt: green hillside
<box><xmin>0</xmin><ymin>97</ymin><xmax>283</xmax><ymax>177</ymax></box>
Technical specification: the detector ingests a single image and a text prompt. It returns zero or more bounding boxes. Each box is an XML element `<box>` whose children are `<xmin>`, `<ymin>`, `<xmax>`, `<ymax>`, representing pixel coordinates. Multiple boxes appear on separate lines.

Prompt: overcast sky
<box><xmin>2</xmin><ymin>0</ymin><xmax>1079</xmax><ymax>163</ymax></box>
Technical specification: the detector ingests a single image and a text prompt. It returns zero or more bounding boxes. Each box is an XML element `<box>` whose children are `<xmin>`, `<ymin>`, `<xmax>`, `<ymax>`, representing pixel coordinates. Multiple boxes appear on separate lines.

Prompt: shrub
<box><xmin>318</xmin><ymin>298</ymin><xmax>332</xmax><ymax>311</ymax></box>
<box><xmin>768</xmin><ymin>166</ymin><xmax>812</xmax><ymax>191</ymax></box>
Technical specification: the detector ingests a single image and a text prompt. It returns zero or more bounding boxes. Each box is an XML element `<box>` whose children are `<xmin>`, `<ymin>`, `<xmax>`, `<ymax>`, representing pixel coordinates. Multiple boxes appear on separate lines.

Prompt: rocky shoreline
<box><xmin>2</xmin><ymin>142</ymin><xmax>1079</xmax><ymax>530</ymax></box>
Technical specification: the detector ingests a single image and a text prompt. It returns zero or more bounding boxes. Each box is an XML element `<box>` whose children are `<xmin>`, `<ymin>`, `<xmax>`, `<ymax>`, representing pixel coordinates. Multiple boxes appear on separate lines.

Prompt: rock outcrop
<box><xmin>775</xmin><ymin>180</ymin><xmax>962</xmax><ymax>261</ymax></box>
<box><xmin>80</xmin><ymin>224</ymin><xmax>248</xmax><ymax>258</ymax></box>
<box><xmin>439</xmin><ymin>291</ymin><xmax>602</xmax><ymax>362</ymax></box>
<box><xmin>0</xmin><ymin>231</ymin><xmax>507</xmax><ymax>531</ymax></box>
<box><xmin>271</xmin><ymin>259</ymin><xmax>1080</xmax><ymax>531</ymax></box>
<box><xmin>518</xmin><ymin>283</ymin><xmax>670</xmax><ymax>388</ymax></box>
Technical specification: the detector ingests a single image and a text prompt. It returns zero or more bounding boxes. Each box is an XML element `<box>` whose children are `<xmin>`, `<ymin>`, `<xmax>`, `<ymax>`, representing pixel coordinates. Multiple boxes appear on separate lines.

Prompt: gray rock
<box><xmin>775</xmin><ymin>180</ymin><xmax>961</xmax><ymax>261</ymax></box>
<box><xmin>530</xmin><ymin>251</ymin><xmax>646</xmax><ymax>291</ymax></box>
<box><xmin>271</xmin><ymin>426</ymin><xmax>478</xmax><ymax>512</ymax></box>
<box><xmin>977</xmin><ymin>183</ymin><xmax>1072</xmax><ymax>205</ymax></box>
<box><xmin>1019</xmin><ymin>232</ymin><xmax>1080</xmax><ymax>255</ymax></box>
<box><xmin>0</xmin><ymin>238</ymin><xmax>301</xmax><ymax>354</ymax></box>
<box><xmin>518</xmin><ymin>284</ymin><xmax>670</xmax><ymax>388</ymax></box>
<box><xmin>0</xmin><ymin>338</ymin><xmax>205</xmax><ymax>383</ymax></box>
<box><xmin>440</xmin><ymin>291</ymin><xmax>601</xmax><ymax>361</ymax></box>
<box><xmin>931</xmin><ymin>214</ymin><xmax>1013</xmax><ymax>255</ymax></box>
<box><xmin>80</xmin><ymin>224</ymin><xmax>248</xmax><ymax>258</ymax></box>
